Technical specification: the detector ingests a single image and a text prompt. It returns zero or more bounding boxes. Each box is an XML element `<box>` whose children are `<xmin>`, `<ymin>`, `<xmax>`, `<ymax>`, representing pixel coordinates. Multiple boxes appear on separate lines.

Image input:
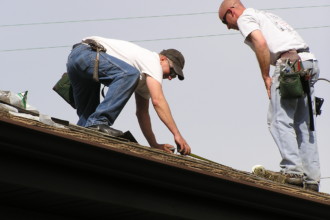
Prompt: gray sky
<box><xmin>2</xmin><ymin>0</ymin><xmax>330</xmax><ymax>193</ymax></box>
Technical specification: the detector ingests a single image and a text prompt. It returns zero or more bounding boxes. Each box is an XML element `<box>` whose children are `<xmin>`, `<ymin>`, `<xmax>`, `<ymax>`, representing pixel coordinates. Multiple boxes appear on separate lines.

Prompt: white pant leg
<box><xmin>295</xmin><ymin>60</ymin><xmax>321</xmax><ymax>183</ymax></box>
<box><xmin>267</xmin><ymin>66</ymin><xmax>304</xmax><ymax>174</ymax></box>
<box><xmin>267</xmin><ymin>60</ymin><xmax>321</xmax><ymax>183</ymax></box>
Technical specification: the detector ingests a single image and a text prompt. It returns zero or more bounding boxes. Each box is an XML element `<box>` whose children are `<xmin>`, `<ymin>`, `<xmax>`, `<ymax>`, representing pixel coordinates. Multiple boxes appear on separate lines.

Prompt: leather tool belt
<box><xmin>280</xmin><ymin>47</ymin><xmax>310</xmax><ymax>62</ymax></box>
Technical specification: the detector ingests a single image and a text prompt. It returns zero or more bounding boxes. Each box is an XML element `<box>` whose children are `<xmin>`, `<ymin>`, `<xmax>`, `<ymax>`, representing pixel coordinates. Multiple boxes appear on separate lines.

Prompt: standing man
<box><xmin>218</xmin><ymin>0</ymin><xmax>321</xmax><ymax>191</ymax></box>
<box><xmin>67</xmin><ymin>36</ymin><xmax>191</xmax><ymax>155</ymax></box>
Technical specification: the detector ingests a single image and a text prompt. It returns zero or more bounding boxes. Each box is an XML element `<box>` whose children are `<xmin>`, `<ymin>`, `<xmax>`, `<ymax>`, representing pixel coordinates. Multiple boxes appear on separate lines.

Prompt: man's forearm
<box><xmin>254</xmin><ymin>42</ymin><xmax>270</xmax><ymax>80</ymax></box>
<box><xmin>135</xmin><ymin>93</ymin><xmax>158</xmax><ymax>147</ymax></box>
<box><xmin>249</xmin><ymin>30</ymin><xmax>272</xmax><ymax>98</ymax></box>
<box><xmin>146</xmin><ymin>76</ymin><xmax>181</xmax><ymax>138</ymax></box>
<box><xmin>153</xmin><ymin>97</ymin><xmax>181</xmax><ymax>137</ymax></box>
<box><xmin>136</xmin><ymin>111</ymin><xmax>158</xmax><ymax>147</ymax></box>
<box><xmin>249</xmin><ymin>30</ymin><xmax>271</xmax><ymax>80</ymax></box>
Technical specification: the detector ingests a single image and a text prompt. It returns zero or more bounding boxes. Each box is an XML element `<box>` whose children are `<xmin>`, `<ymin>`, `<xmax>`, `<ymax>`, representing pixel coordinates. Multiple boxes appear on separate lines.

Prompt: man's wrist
<box><xmin>148</xmin><ymin>140</ymin><xmax>158</xmax><ymax>148</ymax></box>
<box><xmin>262</xmin><ymin>75</ymin><xmax>271</xmax><ymax>81</ymax></box>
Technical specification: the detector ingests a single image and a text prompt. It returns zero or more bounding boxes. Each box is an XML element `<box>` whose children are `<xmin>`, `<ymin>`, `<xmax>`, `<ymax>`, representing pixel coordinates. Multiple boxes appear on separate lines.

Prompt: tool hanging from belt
<box><xmin>314</xmin><ymin>78</ymin><xmax>330</xmax><ymax>117</ymax></box>
<box><xmin>81</xmin><ymin>39</ymin><xmax>107</xmax><ymax>82</ymax></box>
<box><xmin>301</xmin><ymin>69</ymin><xmax>315</xmax><ymax>131</ymax></box>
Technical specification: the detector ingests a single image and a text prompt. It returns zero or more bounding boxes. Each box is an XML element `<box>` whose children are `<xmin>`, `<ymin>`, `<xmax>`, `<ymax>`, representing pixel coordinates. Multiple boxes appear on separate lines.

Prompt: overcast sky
<box><xmin>1</xmin><ymin>0</ymin><xmax>330</xmax><ymax>193</ymax></box>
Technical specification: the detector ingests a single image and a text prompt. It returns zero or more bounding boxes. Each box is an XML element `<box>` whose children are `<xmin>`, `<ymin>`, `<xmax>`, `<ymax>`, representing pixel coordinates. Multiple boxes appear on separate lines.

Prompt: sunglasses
<box><xmin>167</xmin><ymin>58</ymin><xmax>177</xmax><ymax>78</ymax></box>
<box><xmin>222</xmin><ymin>7</ymin><xmax>234</xmax><ymax>25</ymax></box>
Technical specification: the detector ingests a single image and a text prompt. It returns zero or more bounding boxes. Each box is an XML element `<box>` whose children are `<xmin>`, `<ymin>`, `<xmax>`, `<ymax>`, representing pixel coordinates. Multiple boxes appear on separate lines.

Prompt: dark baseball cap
<box><xmin>160</xmin><ymin>49</ymin><xmax>185</xmax><ymax>80</ymax></box>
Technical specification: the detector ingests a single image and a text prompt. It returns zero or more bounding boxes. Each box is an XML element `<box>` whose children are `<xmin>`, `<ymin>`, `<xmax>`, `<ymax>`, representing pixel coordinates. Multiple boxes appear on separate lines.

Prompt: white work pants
<box><xmin>267</xmin><ymin>59</ymin><xmax>321</xmax><ymax>184</ymax></box>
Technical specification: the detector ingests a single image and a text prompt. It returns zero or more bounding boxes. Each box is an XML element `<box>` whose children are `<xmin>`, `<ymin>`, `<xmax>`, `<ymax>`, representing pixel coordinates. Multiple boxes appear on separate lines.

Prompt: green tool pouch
<box><xmin>53</xmin><ymin>72</ymin><xmax>76</xmax><ymax>109</ymax></box>
<box><xmin>279</xmin><ymin>72</ymin><xmax>304</xmax><ymax>99</ymax></box>
<box><xmin>279</xmin><ymin>59</ymin><xmax>305</xmax><ymax>99</ymax></box>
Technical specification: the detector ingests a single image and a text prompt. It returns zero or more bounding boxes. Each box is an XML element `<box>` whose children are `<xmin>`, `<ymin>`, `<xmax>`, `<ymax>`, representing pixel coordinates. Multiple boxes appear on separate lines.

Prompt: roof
<box><xmin>0</xmin><ymin>109</ymin><xmax>330</xmax><ymax>220</ymax></box>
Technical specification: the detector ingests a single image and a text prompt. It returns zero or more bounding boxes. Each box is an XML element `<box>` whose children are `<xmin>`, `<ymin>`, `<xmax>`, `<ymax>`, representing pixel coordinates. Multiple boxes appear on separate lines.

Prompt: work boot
<box><xmin>87</xmin><ymin>124</ymin><xmax>123</xmax><ymax>137</ymax></box>
<box><xmin>303</xmin><ymin>183</ymin><xmax>319</xmax><ymax>192</ymax></box>
<box><xmin>283</xmin><ymin>173</ymin><xmax>304</xmax><ymax>187</ymax></box>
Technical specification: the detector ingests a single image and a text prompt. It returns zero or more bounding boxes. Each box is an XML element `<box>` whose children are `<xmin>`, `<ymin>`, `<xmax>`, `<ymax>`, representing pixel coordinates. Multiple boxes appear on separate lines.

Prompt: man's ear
<box><xmin>159</xmin><ymin>54</ymin><xmax>167</xmax><ymax>61</ymax></box>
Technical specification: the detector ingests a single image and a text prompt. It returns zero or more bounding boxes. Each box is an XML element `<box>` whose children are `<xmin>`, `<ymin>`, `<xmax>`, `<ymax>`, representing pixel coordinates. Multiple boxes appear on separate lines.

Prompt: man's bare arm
<box><xmin>145</xmin><ymin>76</ymin><xmax>191</xmax><ymax>155</ymax></box>
<box><xmin>248</xmin><ymin>30</ymin><xmax>272</xmax><ymax>98</ymax></box>
<box><xmin>135</xmin><ymin>93</ymin><xmax>157</xmax><ymax>146</ymax></box>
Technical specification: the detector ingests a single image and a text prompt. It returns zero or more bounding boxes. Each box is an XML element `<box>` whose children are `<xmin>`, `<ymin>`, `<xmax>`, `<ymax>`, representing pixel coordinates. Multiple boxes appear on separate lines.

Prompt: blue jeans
<box><xmin>267</xmin><ymin>59</ymin><xmax>321</xmax><ymax>184</ymax></box>
<box><xmin>66</xmin><ymin>44</ymin><xmax>140</xmax><ymax>127</ymax></box>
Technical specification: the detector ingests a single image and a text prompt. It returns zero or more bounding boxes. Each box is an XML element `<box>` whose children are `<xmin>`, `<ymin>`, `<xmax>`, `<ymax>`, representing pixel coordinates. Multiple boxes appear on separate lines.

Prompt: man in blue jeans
<box><xmin>218</xmin><ymin>0</ymin><xmax>321</xmax><ymax>191</ymax></box>
<box><xmin>67</xmin><ymin>36</ymin><xmax>191</xmax><ymax>155</ymax></box>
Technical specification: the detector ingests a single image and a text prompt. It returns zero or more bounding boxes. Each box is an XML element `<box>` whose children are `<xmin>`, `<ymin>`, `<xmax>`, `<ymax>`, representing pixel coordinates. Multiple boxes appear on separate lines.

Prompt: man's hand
<box><xmin>175</xmin><ymin>135</ymin><xmax>191</xmax><ymax>155</ymax></box>
<box><xmin>151</xmin><ymin>143</ymin><xmax>175</xmax><ymax>153</ymax></box>
<box><xmin>264</xmin><ymin>76</ymin><xmax>272</xmax><ymax>99</ymax></box>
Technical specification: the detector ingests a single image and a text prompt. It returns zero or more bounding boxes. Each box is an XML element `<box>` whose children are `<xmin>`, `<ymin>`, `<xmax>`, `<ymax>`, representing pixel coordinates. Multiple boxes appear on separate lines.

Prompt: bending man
<box><xmin>67</xmin><ymin>36</ymin><xmax>191</xmax><ymax>155</ymax></box>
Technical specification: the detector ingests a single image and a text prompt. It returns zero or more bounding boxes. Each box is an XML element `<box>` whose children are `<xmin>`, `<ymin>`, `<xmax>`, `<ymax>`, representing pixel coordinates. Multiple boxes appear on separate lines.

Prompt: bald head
<box><xmin>218</xmin><ymin>0</ymin><xmax>244</xmax><ymax>21</ymax></box>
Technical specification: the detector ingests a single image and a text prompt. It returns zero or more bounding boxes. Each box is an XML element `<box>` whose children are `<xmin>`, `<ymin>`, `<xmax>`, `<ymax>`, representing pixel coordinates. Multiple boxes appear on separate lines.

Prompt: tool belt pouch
<box><xmin>279</xmin><ymin>72</ymin><xmax>304</xmax><ymax>99</ymax></box>
<box><xmin>53</xmin><ymin>72</ymin><xmax>76</xmax><ymax>109</ymax></box>
<box><xmin>279</xmin><ymin>58</ymin><xmax>305</xmax><ymax>99</ymax></box>
<box><xmin>278</xmin><ymin>52</ymin><xmax>305</xmax><ymax>99</ymax></box>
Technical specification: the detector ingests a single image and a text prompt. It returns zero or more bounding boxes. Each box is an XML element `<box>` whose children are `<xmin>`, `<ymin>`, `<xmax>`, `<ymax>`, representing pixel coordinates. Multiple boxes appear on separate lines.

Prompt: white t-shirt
<box><xmin>237</xmin><ymin>8</ymin><xmax>315</xmax><ymax>65</ymax></box>
<box><xmin>83</xmin><ymin>36</ymin><xmax>163</xmax><ymax>99</ymax></box>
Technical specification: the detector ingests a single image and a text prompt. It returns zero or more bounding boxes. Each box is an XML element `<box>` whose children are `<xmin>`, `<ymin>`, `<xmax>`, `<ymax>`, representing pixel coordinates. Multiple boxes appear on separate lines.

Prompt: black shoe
<box><xmin>303</xmin><ymin>183</ymin><xmax>319</xmax><ymax>192</ymax></box>
<box><xmin>87</xmin><ymin>124</ymin><xmax>123</xmax><ymax>137</ymax></box>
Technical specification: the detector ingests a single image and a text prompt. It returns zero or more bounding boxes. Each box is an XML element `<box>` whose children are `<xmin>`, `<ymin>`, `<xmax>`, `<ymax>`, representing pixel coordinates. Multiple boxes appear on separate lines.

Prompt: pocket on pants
<box><xmin>75</xmin><ymin>50</ymin><xmax>94</xmax><ymax>73</ymax></box>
